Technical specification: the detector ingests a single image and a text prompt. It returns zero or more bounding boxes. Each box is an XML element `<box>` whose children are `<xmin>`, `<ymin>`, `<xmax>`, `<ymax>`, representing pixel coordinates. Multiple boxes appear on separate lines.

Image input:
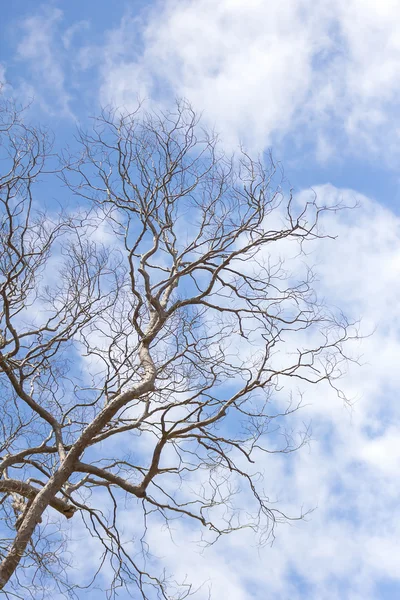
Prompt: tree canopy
<box><xmin>0</xmin><ymin>95</ymin><xmax>355</xmax><ymax>599</ymax></box>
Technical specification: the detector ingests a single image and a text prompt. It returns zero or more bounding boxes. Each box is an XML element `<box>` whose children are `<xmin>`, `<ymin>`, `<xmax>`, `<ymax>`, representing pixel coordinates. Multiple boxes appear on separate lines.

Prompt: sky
<box><xmin>2</xmin><ymin>1</ymin><xmax>400</xmax><ymax>599</ymax></box>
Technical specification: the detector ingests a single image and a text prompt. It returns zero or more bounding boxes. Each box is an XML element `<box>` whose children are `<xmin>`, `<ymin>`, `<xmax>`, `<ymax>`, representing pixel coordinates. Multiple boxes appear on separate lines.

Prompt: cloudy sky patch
<box><xmin>2</xmin><ymin>1</ymin><xmax>400</xmax><ymax>598</ymax></box>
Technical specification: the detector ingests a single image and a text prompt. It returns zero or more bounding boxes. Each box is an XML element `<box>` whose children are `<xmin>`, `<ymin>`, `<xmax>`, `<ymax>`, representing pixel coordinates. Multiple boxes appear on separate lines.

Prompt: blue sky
<box><xmin>2</xmin><ymin>1</ymin><xmax>400</xmax><ymax>599</ymax></box>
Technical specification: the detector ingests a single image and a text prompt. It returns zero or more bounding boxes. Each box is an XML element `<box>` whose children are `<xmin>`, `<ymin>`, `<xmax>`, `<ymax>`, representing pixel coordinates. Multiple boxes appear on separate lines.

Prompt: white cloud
<box><xmin>16</xmin><ymin>7</ymin><xmax>73</xmax><ymax>117</ymax></box>
<box><xmin>62</xmin><ymin>20</ymin><xmax>90</xmax><ymax>50</ymax></box>
<box><xmin>95</xmin><ymin>0</ymin><xmax>400</xmax><ymax>161</ymax></box>
<box><xmin>0</xmin><ymin>64</ymin><xmax>6</xmax><ymax>86</ymax></box>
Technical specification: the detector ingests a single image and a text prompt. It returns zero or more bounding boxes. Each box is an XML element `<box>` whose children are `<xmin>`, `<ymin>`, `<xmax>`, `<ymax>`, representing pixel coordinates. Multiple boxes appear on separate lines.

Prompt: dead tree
<box><xmin>0</xmin><ymin>95</ymin><xmax>355</xmax><ymax>598</ymax></box>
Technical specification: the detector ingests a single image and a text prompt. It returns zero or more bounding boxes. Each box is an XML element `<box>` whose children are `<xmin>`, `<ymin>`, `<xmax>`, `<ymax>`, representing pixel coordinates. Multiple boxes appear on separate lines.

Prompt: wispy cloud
<box><xmin>16</xmin><ymin>7</ymin><xmax>73</xmax><ymax>117</ymax></box>
<box><xmin>62</xmin><ymin>20</ymin><xmax>90</xmax><ymax>51</ymax></box>
<box><xmin>94</xmin><ymin>0</ymin><xmax>400</xmax><ymax>162</ymax></box>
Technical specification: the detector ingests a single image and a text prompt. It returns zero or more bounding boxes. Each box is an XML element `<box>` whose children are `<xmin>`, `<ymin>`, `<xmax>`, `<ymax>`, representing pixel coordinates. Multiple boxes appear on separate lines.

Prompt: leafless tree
<box><xmin>0</xmin><ymin>93</ymin><xmax>356</xmax><ymax>599</ymax></box>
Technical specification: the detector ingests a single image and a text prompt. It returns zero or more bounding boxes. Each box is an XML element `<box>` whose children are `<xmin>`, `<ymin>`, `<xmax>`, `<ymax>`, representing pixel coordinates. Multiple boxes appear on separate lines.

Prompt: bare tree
<box><xmin>0</xmin><ymin>94</ymin><xmax>356</xmax><ymax>599</ymax></box>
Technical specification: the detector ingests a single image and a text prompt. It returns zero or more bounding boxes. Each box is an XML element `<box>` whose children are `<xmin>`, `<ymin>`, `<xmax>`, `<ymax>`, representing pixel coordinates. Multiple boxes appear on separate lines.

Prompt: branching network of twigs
<box><xmin>0</xmin><ymin>92</ymin><xmax>357</xmax><ymax>599</ymax></box>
